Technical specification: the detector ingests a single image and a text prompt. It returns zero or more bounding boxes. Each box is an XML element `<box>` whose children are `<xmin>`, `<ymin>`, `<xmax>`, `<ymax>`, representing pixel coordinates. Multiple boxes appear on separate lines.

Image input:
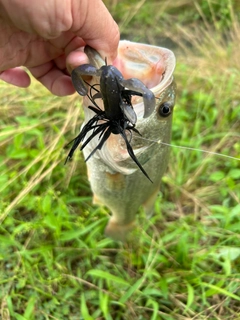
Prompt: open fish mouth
<box><xmin>113</xmin><ymin>41</ymin><xmax>176</xmax><ymax>116</ymax></box>
<box><xmin>83</xmin><ymin>40</ymin><xmax>176</xmax><ymax>119</ymax></box>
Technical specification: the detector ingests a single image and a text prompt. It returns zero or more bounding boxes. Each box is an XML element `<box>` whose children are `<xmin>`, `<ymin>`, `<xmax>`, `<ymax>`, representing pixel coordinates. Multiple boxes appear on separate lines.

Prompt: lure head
<box><xmin>98</xmin><ymin>65</ymin><xmax>124</xmax><ymax>121</ymax></box>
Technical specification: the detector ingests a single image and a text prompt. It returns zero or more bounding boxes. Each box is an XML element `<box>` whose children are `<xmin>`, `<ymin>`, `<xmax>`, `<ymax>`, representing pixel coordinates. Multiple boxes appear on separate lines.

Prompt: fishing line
<box><xmin>133</xmin><ymin>135</ymin><xmax>240</xmax><ymax>161</ymax></box>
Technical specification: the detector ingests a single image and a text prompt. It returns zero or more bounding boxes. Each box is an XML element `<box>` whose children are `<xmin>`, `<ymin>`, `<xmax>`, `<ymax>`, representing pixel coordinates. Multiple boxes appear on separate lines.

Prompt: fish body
<box><xmin>78</xmin><ymin>41</ymin><xmax>176</xmax><ymax>240</ymax></box>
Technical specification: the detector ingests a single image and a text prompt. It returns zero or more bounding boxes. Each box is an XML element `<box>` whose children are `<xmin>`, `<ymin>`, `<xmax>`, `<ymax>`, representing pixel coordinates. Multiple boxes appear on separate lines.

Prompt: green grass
<box><xmin>1</xmin><ymin>1</ymin><xmax>240</xmax><ymax>319</ymax></box>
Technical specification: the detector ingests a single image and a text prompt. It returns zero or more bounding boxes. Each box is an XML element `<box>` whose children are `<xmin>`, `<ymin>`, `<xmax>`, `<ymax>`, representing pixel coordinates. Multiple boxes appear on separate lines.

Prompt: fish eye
<box><xmin>158</xmin><ymin>102</ymin><xmax>172</xmax><ymax>117</ymax></box>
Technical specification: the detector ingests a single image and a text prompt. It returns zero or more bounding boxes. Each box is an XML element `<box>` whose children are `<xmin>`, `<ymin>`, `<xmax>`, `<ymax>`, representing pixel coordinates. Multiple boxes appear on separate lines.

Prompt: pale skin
<box><xmin>0</xmin><ymin>0</ymin><xmax>120</xmax><ymax>96</ymax></box>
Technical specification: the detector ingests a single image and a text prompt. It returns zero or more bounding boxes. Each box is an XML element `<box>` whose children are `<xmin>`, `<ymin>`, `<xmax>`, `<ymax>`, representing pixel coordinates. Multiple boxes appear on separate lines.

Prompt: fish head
<box><xmin>82</xmin><ymin>41</ymin><xmax>176</xmax><ymax>176</ymax></box>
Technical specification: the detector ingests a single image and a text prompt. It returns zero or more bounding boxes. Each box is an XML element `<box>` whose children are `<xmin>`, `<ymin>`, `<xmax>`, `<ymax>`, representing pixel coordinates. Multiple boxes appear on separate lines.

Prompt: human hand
<box><xmin>0</xmin><ymin>0</ymin><xmax>119</xmax><ymax>95</ymax></box>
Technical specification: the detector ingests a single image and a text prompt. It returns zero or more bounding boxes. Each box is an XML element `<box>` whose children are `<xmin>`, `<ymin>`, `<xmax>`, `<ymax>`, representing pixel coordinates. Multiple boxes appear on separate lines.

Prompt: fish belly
<box><xmin>85</xmin><ymin>143</ymin><xmax>170</xmax><ymax>241</ymax></box>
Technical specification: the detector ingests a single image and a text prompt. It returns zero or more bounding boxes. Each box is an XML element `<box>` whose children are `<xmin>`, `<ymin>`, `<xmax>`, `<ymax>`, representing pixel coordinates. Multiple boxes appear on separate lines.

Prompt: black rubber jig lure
<box><xmin>65</xmin><ymin>53</ymin><xmax>155</xmax><ymax>182</ymax></box>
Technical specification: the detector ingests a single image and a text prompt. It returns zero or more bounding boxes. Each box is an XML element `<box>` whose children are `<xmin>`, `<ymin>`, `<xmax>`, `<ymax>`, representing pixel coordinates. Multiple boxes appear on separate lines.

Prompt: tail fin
<box><xmin>104</xmin><ymin>218</ymin><xmax>135</xmax><ymax>241</ymax></box>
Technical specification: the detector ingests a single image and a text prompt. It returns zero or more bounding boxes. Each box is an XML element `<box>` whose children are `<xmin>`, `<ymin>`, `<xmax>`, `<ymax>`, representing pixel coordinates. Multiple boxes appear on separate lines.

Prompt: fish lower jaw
<box><xmin>100</xmin><ymin>146</ymin><xmax>151</xmax><ymax>175</ymax></box>
<box><xmin>104</xmin><ymin>217</ymin><xmax>136</xmax><ymax>241</ymax></box>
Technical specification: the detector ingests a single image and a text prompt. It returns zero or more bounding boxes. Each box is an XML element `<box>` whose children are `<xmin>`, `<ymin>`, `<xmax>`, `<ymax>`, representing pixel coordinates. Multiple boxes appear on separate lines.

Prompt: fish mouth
<box><xmin>114</xmin><ymin>41</ymin><xmax>176</xmax><ymax>107</ymax></box>
<box><xmin>86</xmin><ymin>41</ymin><xmax>176</xmax><ymax>119</ymax></box>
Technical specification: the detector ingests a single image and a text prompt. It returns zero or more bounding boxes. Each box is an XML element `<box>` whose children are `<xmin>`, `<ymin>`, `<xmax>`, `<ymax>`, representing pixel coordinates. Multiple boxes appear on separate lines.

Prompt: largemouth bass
<box><xmin>69</xmin><ymin>41</ymin><xmax>176</xmax><ymax>241</ymax></box>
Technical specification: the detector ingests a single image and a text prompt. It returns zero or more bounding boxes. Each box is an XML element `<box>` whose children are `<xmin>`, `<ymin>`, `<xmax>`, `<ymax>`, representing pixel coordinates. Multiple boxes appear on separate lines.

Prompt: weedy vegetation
<box><xmin>0</xmin><ymin>0</ymin><xmax>240</xmax><ymax>319</ymax></box>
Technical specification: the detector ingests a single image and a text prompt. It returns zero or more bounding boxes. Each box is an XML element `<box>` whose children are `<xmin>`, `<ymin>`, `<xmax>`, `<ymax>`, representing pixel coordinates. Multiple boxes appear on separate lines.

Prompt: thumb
<box><xmin>71</xmin><ymin>0</ymin><xmax>120</xmax><ymax>64</ymax></box>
